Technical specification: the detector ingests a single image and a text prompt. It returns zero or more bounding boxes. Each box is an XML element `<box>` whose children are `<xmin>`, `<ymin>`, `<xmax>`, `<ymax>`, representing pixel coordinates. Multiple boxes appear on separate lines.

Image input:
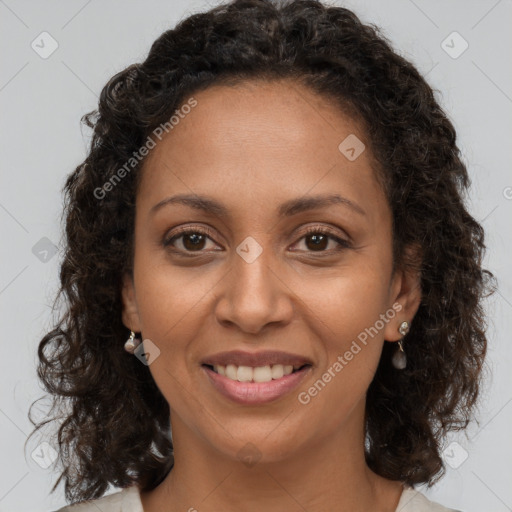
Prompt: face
<box><xmin>122</xmin><ymin>79</ymin><xmax>421</xmax><ymax>465</ymax></box>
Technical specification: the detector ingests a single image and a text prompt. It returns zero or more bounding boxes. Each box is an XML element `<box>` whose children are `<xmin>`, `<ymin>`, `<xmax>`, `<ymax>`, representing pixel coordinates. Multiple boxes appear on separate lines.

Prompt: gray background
<box><xmin>1</xmin><ymin>1</ymin><xmax>511</xmax><ymax>511</ymax></box>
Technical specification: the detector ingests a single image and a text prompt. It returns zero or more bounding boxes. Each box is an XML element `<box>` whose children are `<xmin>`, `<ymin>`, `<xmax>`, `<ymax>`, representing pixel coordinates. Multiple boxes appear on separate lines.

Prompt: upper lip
<box><xmin>201</xmin><ymin>350</ymin><xmax>313</xmax><ymax>368</ymax></box>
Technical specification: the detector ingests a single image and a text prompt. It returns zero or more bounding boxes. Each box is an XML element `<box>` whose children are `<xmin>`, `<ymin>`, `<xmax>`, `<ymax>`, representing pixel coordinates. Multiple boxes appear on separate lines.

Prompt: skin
<box><xmin>121</xmin><ymin>79</ymin><xmax>422</xmax><ymax>512</ymax></box>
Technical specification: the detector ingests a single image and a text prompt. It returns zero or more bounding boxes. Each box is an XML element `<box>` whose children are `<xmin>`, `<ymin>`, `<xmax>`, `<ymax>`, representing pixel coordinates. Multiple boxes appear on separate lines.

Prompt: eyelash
<box><xmin>162</xmin><ymin>225</ymin><xmax>351</xmax><ymax>256</ymax></box>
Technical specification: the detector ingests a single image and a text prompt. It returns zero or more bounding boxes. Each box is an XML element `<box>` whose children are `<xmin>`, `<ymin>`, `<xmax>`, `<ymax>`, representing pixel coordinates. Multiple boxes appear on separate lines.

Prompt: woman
<box><xmin>28</xmin><ymin>0</ymin><xmax>495</xmax><ymax>510</ymax></box>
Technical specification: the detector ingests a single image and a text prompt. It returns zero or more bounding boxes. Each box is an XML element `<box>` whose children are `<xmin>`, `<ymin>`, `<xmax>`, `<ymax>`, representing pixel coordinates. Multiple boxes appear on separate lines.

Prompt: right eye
<box><xmin>163</xmin><ymin>226</ymin><xmax>222</xmax><ymax>253</ymax></box>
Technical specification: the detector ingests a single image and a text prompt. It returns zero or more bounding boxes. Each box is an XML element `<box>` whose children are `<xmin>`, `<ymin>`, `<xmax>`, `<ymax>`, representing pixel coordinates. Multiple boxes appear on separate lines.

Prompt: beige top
<box><xmin>53</xmin><ymin>484</ymin><xmax>462</xmax><ymax>511</ymax></box>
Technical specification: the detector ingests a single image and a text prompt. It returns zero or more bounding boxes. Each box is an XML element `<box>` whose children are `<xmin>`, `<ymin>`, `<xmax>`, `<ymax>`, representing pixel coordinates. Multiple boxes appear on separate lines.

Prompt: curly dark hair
<box><xmin>27</xmin><ymin>0</ymin><xmax>496</xmax><ymax>504</ymax></box>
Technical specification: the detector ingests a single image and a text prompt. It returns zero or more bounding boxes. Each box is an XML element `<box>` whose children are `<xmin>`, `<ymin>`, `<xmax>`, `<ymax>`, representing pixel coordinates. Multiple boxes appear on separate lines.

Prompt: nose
<box><xmin>214</xmin><ymin>246</ymin><xmax>294</xmax><ymax>335</ymax></box>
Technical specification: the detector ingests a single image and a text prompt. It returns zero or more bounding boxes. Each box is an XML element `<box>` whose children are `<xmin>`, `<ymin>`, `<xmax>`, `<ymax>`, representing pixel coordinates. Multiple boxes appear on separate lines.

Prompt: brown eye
<box><xmin>180</xmin><ymin>232</ymin><xmax>207</xmax><ymax>251</ymax></box>
<box><xmin>292</xmin><ymin>226</ymin><xmax>351</xmax><ymax>253</ymax></box>
<box><xmin>304</xmin><ymin>233</ymin><xmax>329</xmax><ymax>251</ymax></box>
<box><xmin>163</xmin><ymin>227</ymin><xmax>219</xmax><ymax>253</ymax></box>
<box><xmin>162</xmin><ymin>225</ymin><xmax>350</xmax><ymax>256</ymax></box>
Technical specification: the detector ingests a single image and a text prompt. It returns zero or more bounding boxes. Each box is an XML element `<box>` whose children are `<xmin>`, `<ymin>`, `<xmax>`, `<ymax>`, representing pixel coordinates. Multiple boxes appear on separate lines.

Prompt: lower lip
<box><xmin>202</xmin><ymin>365</ymin><xmax>312</xmax><ymax>405</ymax></box>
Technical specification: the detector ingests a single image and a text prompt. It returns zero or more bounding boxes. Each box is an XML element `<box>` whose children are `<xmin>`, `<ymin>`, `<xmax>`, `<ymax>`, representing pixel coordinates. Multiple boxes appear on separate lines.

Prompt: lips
<box><xmin>202</xmin><ymin>363</ymin><xmax>312</xmax><ymax>405</ymax></box>
<box><xmin>201</xmin><ymin>349</ymin><xmax>313</xmax><ymax>368</ymax></box>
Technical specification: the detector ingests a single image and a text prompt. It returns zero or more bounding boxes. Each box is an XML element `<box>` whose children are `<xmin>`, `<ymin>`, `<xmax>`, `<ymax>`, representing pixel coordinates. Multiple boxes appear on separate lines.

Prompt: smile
<box><xmin>201</xmin><ymin>363</ymin><xmax>312</xmax><ymax>405</ymax></box>
<box><xmin>204</xmin><ymin>363</ymin><xmax>309</xmax><ymax>382</ymax></box>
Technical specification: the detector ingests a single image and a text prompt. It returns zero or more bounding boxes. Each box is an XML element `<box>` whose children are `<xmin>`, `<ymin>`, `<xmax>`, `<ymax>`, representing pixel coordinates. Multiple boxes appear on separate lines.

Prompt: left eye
<box><xmin>291</xmin><ymin>228</ymin><xmax>350</xmax><ymax>253</ymax></box>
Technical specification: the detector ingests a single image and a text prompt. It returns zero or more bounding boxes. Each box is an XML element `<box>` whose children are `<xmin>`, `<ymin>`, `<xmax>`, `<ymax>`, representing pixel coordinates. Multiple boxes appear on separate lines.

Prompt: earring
<box><xmin>392</xmin><ymin>321</ymin><xmax>409</xmax><ymax>369</ymax></box>
<box><xmin>124</xmin><ymin>330</ymin><xmax>141</xmax><ymax>354</ymax></box>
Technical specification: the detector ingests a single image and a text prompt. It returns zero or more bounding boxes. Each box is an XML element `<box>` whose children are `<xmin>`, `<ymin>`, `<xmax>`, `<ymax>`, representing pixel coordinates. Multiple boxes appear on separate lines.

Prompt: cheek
<box><xmin>294</xmin><ymin>268</ymin><xmax>389</xmax><ymax>431</ymax></box>
<box><xmin>134</xmin><ymin>252</ymin><xmax>217</xmax><ymax>341</ymax></box>
<box><xmin>295</xmin><ymin>257</ymin><xmax>391</xmax><ymax>387</ymax></box>
<box><xmin>300</xmin><ymin>260</ymin><xmax>390</xmax><ymax>343</ymax></box>
<box><xmin>132</xmin><ymin>262</ymin><xmax>209</xmax><ymax>410</ymax></box>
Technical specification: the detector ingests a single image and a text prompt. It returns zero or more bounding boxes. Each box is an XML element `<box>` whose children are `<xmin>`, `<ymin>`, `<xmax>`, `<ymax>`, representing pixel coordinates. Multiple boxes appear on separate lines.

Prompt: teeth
<box><xmin>271</xmin><ymin>364</ymin><xmax>284</xmax><ymax>380</ymax></box>
<box><xmin>213</xmin><ymin>363</ymin><xmax>304</xmax><ymax>382</ymax></box>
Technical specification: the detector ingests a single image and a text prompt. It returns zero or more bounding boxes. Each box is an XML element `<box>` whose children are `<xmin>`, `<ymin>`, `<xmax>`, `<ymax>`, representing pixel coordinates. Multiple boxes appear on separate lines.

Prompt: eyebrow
<box><xmin>149</xmin><ymin>193</ymin><xmax>366</xmax><ymax>218</ymax></box>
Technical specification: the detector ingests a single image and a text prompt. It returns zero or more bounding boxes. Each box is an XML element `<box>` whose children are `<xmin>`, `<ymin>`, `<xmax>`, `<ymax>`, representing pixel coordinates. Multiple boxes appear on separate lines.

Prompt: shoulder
<box><xmin>51</xmin><ymin>485</ymin><xmax>143</xmax><ymax>512</ymax></box>
<box><xmin>396</xmin><ymin>487</ymin><xmax>463</xmax><ymax>512</ymax></box>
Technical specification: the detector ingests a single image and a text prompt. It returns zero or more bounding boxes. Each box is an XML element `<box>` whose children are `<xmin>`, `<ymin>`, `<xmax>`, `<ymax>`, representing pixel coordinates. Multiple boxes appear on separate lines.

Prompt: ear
<box><xmin>384</xmin><ymin>243</ymin><xmax>422</xmax><ymax>342</ymax></box>
<box><xmin>121</xmin><ymin>272</ymin><xmax>142</xmax><ymax>332</ymax></box>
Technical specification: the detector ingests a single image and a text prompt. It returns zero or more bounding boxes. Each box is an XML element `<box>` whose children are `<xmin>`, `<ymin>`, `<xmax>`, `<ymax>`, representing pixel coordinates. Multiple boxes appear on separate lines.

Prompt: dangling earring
<box><xmin>124</xmin><ymin>330</ymin><xmax>141</xmax><ymax>354</ymax></box>
<box><xmin>392</xmin><ymin>321</ymin><xmax>409</xmax><ymax>369</ymax></box>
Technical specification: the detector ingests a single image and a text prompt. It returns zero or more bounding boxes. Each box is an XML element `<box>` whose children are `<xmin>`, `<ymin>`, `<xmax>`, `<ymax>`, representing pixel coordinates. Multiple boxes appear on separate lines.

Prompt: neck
<box><xmin>140</xmin><ymin>401</ymin><xmax>404</xmax><ymax>512</ymax></box>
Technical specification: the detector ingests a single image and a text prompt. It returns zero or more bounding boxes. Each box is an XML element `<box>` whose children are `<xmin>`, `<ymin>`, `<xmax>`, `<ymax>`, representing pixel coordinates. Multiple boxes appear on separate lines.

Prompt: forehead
<box><xmin>138</xmin><ymin>79</ymin><xmax>388</xmax><ymax>225</ymax></box>
<box><xmin>157</xmin><ymin>79</ymin><xmax>365</xmax><ymax>159</ymax></box>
